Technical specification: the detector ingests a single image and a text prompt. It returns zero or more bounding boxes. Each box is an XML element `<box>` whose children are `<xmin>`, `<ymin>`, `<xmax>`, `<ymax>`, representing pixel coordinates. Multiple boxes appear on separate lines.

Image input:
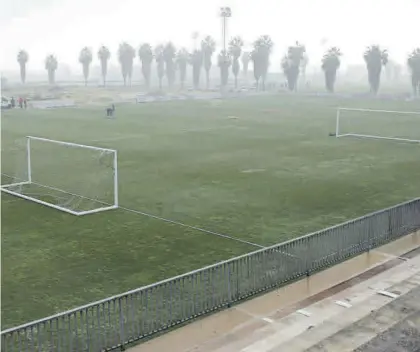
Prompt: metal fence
<box><xmin>2</xmin><ymin>198</ymin><xmax>420</xmax><ymax>352</ymax></box>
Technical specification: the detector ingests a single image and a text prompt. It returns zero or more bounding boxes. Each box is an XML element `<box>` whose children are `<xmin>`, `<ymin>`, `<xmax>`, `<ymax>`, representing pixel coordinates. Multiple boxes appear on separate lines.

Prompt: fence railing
<box><xmin>2</xmin><ymin>198</ymin><xmax>420</xmax><ymax>352</ymax></box>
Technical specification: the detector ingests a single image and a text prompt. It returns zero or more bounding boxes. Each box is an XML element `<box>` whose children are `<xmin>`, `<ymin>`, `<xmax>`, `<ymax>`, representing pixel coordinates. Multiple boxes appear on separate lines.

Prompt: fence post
<box><xmin>367</xmin><ymin>216</ymin><xmax>372</xmax><ymax>251</ymax></box>
<box><xmin>227</xmin><ymin>264</ymin><xmax>232</xmax><ymax>307</ymax></box>
<box><xmin>305</xmin><ymin>238</ymin><xmax>311</xmax><ymax>276</ymax></box>
<box><xmin>119</xmin><ymin>298</ymin><xmax>125</xmax><ymax>351</ymax></box>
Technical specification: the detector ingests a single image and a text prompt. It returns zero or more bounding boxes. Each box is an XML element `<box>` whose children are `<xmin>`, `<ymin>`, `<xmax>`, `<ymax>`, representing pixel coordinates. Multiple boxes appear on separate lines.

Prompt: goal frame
<box><xmin>1</xmin><ymin>136</ymin><xmax>119</xmax><ymax>216</ymax></box>
<box><xmin>335</xmin><ymin>107</ymin><xmax>420</xmax><ymax>144</ymax></box>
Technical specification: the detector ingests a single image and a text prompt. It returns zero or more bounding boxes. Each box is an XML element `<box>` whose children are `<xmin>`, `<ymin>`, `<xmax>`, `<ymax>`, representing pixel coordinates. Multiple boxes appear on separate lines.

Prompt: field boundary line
<box><xmin>90</xmin><ymin>126</ymin><xmax>241</xmax><ymax>143</ymax></box>
<box><xmin>1</xmin><ymin>171</ymin><xmax>263</xmax><ymax>248</ymax></box>
<box><xmin>118</xmin><ymin>205</ymin><xmax>264</xmax><ymax>248</ymax></box>
<box><xmin>90</xmin><ymin>134</ymin><xmax>149</xmax><ymax>142</ymax></box>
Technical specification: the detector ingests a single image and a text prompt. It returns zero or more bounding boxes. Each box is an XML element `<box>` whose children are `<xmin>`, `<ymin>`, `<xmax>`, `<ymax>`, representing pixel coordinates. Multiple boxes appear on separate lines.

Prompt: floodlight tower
<box><xmin>219</xmin><ymin>7</ymin><xmax>232</xmax><ymax>52</ymax></box>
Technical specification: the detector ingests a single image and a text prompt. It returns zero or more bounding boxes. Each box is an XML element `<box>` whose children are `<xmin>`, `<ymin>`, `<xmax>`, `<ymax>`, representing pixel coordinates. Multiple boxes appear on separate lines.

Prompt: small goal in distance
<box><xmin>1</xmin><ymin>136</ymin><xmax>118</xmax><ymax>216</ymax></box>
<box><xmin>335</xmin><ymin>107</ymin><xmax>420</xmax><ymax>144</ymax></box>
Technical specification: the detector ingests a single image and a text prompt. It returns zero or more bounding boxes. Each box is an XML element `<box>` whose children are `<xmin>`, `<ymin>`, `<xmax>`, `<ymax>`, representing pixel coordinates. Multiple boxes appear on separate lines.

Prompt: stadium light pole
<box><xmin>219</xmin><ymin>7</ymin><xmax>232</xmax><ymax>52</ymax></box>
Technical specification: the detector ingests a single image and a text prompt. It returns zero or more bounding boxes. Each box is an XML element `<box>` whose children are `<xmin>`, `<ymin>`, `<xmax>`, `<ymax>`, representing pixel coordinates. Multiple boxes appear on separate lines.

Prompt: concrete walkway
<box><xmin>130</xmin><ymin>231</ymin><xmax>420</xmax><ymax>352</ymax></box>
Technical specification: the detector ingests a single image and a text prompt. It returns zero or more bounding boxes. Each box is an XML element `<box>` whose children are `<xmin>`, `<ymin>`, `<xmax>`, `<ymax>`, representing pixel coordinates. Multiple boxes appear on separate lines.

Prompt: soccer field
<box><xmin>1</xmin><ymin>94</ymin><xmax>419</xmax><ymax>328</ymax></box>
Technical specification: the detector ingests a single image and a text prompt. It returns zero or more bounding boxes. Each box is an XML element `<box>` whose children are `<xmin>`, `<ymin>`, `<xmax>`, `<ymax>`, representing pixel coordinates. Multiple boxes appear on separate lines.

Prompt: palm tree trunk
<box><xmin>234</xmin><ymin>76</ymin><xmax>238</xmax><ymax>89</ymax></box>
<box><xmin>206</xmin><ymin>71</ymin><xmax>210</xmax><ymax>90</ymax></box>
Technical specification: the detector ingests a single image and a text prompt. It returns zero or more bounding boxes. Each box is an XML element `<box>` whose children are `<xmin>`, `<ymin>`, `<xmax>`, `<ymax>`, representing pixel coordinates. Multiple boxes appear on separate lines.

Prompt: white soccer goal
<box><xmin>335</xmin><ymin>107</ymin><xmax>420</xmax><ymax>143</ymax></box>
<box><xmin>1</xmin><ymin>136</ymin><xmax>118</xmax><ymax>216</ymax></box>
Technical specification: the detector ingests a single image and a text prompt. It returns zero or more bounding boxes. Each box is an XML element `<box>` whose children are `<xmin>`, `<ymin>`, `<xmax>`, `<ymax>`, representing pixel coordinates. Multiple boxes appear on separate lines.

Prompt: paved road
<box><xmin>354</xmin><ymin>287</ymin><xmax>420</xmax><ymax>352</ymax></box>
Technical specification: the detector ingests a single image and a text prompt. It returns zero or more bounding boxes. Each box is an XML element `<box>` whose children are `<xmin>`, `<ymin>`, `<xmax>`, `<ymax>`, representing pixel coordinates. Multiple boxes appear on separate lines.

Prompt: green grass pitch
<box><xmin>1</xmin><ymin>94</ymin><xmax>419</xmax><ymax>328</ymax></box>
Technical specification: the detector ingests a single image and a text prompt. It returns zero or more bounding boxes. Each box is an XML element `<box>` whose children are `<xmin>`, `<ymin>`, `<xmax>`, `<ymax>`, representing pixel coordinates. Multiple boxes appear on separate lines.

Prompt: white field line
<box><xmin>1</xmin><ymin>172</ymin><xmax>264</xmax><ymax>249</ymax></box>
<box><xmin>91</xmin><ymin>126</ymin><xmax>242</xmax><ymax>143</ymax></box>
<box><xmin>118</xmin><ymin>204</ymin><xmax>265</xmax><ymax>249</ymax></box>
<box><xmin>90</xmin><ymin>134</ymin><xmax>149</xmax><ymax>143</ymax></box>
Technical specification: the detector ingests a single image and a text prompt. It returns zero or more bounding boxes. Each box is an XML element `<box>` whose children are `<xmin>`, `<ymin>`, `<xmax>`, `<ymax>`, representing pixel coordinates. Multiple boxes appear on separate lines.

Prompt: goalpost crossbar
<box><xmin>335</xmin><ymin>107</ymin><xmax>420</xmax><ymax>143</ymax></box>
<box><xmin>26</xmin><ymin>136</ymin><xmax>117</xmax><ymax>153</ymax></box>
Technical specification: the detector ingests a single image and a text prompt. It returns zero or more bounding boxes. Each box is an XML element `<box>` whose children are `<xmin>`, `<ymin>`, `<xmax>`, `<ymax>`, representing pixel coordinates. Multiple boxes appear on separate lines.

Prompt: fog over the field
<box><xmin>1</xmin><ymin>0</ymin><xmax>418</xmax><ymax>72</ymax></box>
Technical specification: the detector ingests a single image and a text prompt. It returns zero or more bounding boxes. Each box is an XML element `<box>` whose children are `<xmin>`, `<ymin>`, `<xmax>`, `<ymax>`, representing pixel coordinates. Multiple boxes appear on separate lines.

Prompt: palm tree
<box><xmin>118</xmin><ymin>42</ymin><xmax>135</xmax><ymax>86</ymax></box>
<box><xmin>321</xmin><ymin>47</ymin><xmax>342</xmax><ymax>93</ymax></box>
<box><xmin>281</xmin><ymin>42</ymin><xmax>306</xmax><ymax>92</ymax></box>
<box><xmin>17</xmin><ymin>50</ymin><xmax>29</xmax><ymax>84</ymax></box>
<box><xmin>155</xmin><ymin>45</ymin><xmax>165</xmax><ymax>90</ymax></box>
<box><xmin>190</xmin><ymin>49</ymin><xmax>203</xmax><ymax>89</ymax></box>
<box><xmin>138</xmin><ymin>43</ymin><xmax>153</xmax><ymax>89</ymax></box>
<box><xmin>98</xmin><ymin>46</ymin><xmax>110</xmax><ymax>86</ymax></box>
<box><xmin>176</xmin><ymin>48</ymin><xmax>189</xmax><ymax>89</ymax></box>
<box><xmin>363</xmin><ymin>45</ymin><xmax>388</xmax><ymax>94</ymax></box>
<box><xmin>241</xmin><ymin>51</ymin><xmax>250</xmax><ymax>79</ymax></box>
<box><xmin>45</xmin><ymin>55</ymin><xmax>58</xmax><ymax>85</ymax></box>
<box><xmin>79</xmin><ymin>47</ymin><xmax>93</xmax><ymax>86</ymax></box>
<box><xmin>251</xmin><ymin>50</ymin><xmax>262</xmax><ymax>90</ymax></box>
<box><xmin>218</xmin><ymin>50</ymin><xmax>231</xmax><ymax>88</ymax></box>
<box><xmin>229</xmin><ymin>36</ymin><xmax>243</xmax><ymax>89</ymax></box>
<box><xmin>407</xmin><ymin>48</ymin><xmax>420</xmax><ymax>96</ymax></box>
<box><xmin>164</xmin><ymin>42</ymin><xmax>176</xmax><ymax>88</ymax></box>
<box><xmin>201</xmin><ymin>36</ymin><xmax>216</xmax><ymax>89</ymax></box>
<box><xmin>251</xmin><ymin>35</ymin><xmax>273</xmax><ymax>90</ymax></box>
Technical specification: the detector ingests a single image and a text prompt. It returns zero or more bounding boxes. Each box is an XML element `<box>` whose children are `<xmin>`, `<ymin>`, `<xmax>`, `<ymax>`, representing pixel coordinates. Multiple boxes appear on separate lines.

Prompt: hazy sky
<box><xmin>1</xmin><ymin>0</ymin><xmax>418</xmax><ymax>72</ymax></box>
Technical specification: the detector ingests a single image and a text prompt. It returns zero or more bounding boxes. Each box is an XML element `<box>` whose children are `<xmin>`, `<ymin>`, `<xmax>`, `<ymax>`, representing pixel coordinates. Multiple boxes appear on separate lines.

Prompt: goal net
<box><xmin>1</xmin><ymin>136</ymin><xmax>118</xmax><ymax>216</ymax></box>
<box><xmin>335</xmin><ymin>108</ymin><xmax>420</xmax><ymax>143</ymax></box>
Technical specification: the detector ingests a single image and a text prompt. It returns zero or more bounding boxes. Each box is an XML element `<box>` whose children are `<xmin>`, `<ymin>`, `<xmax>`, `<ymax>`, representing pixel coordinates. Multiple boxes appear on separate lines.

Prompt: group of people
<box><xmin>9</xmin><ymin>97</ymin><xmax>28</xmax><ymax>109</ymax></box>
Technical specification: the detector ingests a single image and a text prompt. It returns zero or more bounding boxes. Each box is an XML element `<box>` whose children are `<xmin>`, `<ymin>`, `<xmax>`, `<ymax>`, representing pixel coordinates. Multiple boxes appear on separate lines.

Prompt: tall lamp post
<box><xmin>219</xmin><ymin>7</ymin><xmax>232</xmax><ymax>52</ymax></box>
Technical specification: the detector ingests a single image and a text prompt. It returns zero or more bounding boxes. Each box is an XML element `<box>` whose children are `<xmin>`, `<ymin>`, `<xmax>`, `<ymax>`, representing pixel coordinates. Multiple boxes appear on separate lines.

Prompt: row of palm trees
<box><xmin>15</xmin><ymin>36</ymin><xmax>420</xmax><ymax>95</ymax></box>
<box><xmin>112</xmin><ymin>36</ymin><xmax>251</xmax><ymax>90</ymax></box>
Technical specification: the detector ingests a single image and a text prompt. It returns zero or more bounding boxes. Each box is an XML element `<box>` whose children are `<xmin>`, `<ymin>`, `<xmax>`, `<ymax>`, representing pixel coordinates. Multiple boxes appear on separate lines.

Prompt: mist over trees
<box><xmin>190</xmin><ymin>49</ymin><xmax>203</xmax><ymax>89</ymax></box>
<box><xmin>10</xmin><ymin>37</ymin><xmax>419</xmax><ymax>96</ymax></box>
<box><xmin>321</xmin><ymin>47</ymin><xmax>342</xmax><ymax>93</ymax></box>
<box><xmin>281</xmin><ymin>42</ymin><xmax>306</xmax><ymax>92</ymax></box>
<box><xmin>138</xmin><ymin>44</ymin><xmax>153</xmax><ymax>89</ymax></box>
<box><xmin>79</xmin><ymin>47</ymin><xmax>93</xmax><ymax>86</ymax></box>
<box><xmin>251</xmin><ymin>35</ymin><xmax>273</xmax><ymax>91</ymax></box>
<box><xmin>364</xmin><ymin>45</ymin><xmax>388</xmax><ymax>94</ymax></box>
<box><xmin>176</xmin><ymin>48</ymin><xmax>189</xmax><ymax>89</ymax></box>
<box><xmin>229</xmin><ymin>36</ymin><xmax>244</xmax><ymax>89</ymax></box>
<box><xmin>218</xmin><ymin>49</ymin><xmax>231</xmax><ymax>88</ymax></box>
<box><xmin>241</xmin><ymin>51</ymin><xmax>251</xmax><ymax>78</ymax></box>
<box><xmin>201</xmin><ymin>36</ymin><xmax>216</xmax><ymax>89</ymax></box>
<box><xmin>118</xmin><ymin>42</ymin><xmax>135</xmax><ymax>86</ymax></box>
<box><xmin>17</xmin><ymin>50</ymin><xmax>29</xmax><ymax>84</ymax></box>
<box><xmin>45</xmin><ymin>54</ymin><xmax>58</xmax><ymax>85</ymax></box>
<box><xmin>154</xmin><ymin>44</ymin><xmax>165</xmax><ymax>90</ymax></box>
<box><xmin>98</xmin><ymin>46</ymin><xmax>110</xmax><ymax>87</ymax></box>
<box><xmin>407</xmin><ymin>48</ymin><xmax>420</xmax><ymax>96</ymax></box>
